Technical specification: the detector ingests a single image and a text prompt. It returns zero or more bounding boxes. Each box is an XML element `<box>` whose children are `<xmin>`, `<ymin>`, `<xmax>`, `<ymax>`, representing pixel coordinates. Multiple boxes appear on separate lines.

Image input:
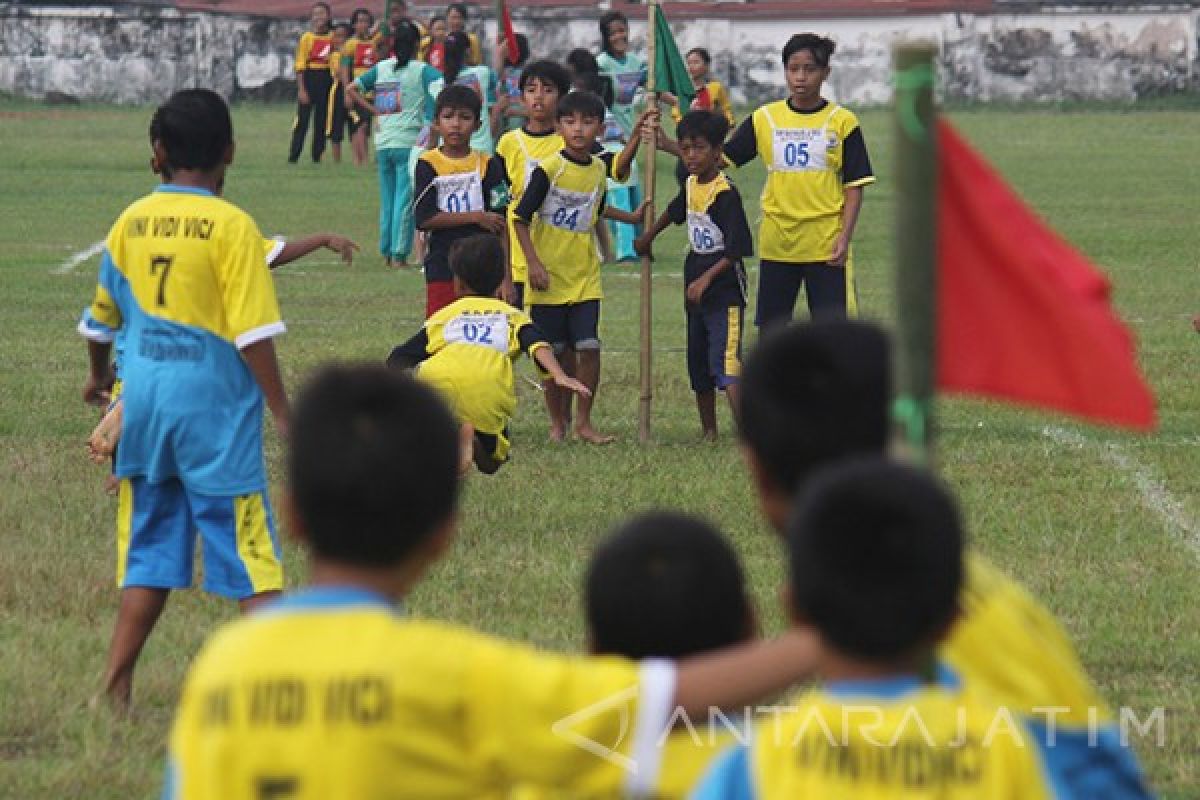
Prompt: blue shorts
<box><xmin>687</xmin><ymin>304</ymin><xmax>744</xmax><ymax>392</ymax></box>
<box><xmin>115</xmin><ymin>476</ymin><xmax>283</xmax><ymax>599</ymax></box>
<box><xmin>530</xmin><ymin>300</ymin><xmax>601</xmax><ymax>352</ymax></box>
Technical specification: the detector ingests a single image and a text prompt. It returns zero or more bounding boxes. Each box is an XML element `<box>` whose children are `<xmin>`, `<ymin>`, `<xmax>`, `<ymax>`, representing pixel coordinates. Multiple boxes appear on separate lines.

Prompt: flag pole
<box><xmin>638</xmin><ymin>0</ymin><xmax>658</xmax><ymax>444</ymax></box>
<box><xmin>892</xmin><ymin>43</ymin><xmax>937</xmax><ymax>464</ymax></box>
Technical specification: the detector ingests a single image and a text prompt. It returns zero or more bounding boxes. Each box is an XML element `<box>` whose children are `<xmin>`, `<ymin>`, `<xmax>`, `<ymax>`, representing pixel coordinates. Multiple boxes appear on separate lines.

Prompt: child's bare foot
<box><xmin>88</xmin><ymin>403</ymin><xmax>123</xmax><ymax>464</ymax></box>
<box><xmin>700</xmin><ymin>429</ymin><xmax>718</xmax><ymax>443</ymax></box>
<box><xmin>549</xmin><ymin>424</ymin><xmax>568</xmax><ymax>443</ymax></box>
<box><xmin>575</xmin><ymin>425</ymin><xmax>615</xmax><ymax>445</ymax></box>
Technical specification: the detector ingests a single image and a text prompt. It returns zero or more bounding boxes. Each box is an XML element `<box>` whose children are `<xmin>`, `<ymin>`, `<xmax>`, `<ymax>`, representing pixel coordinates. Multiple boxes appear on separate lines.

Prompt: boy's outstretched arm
<box><xmin>673</xmin><ymin>628</ymin><xmax>818</xmax><ymax>717</ymax></box>
<box><xmin>611</xmin><ymin>107</ymin><xmax>658</xmax><ymax>183</ymax></box>
<box><xmin>386</xmin><ymin>329</ymin><xmax>431</xmax><ymax>371</ymax></box>
<box><xmin>240</xmin><ymin>339</ymin><xmax>289</xmax><ymax>438</ymax></box>
<box><xmin>602</xmin><ymin>200</ymin><xmax>649</xmax><ymax>226</ymax></box>
<box><xmin>633</xmin><ymin>209</ymin><xmax>673</xmax><ymax>259</ymax></box>
<box><xmin>273</xmin><ymin>234</ymin><xmax>359</xmax><ymax>268</ymax></box>
<box><xmin>531</xmin><ymin>346</ymin><xmax>591</xmax><ymax>398</ymax></box>
<box><xmin>829</xmin><ymin>185</ymin><xmax>864</xmax><ymax>267</ymax></box>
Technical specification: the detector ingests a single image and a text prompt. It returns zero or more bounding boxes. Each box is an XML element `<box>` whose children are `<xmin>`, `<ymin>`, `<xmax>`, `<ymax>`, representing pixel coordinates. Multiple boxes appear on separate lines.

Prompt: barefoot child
<box><xmin>386</xmin><ymin>234</ymin><xmax>588</xmax><ymax>474</ymax></box>
<box><xmin>512</xmin><ymin>90</ymin><xmax>644</xmax><ymax>443</ymax></box>
<box><xmin>635</xmin><ymin>110</ymin><xmax>752</xmax><ymax>440</ymax></box>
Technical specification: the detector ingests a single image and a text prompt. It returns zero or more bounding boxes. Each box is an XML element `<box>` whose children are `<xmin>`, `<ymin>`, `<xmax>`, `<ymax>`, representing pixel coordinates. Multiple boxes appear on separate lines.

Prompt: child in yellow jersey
<box><xmin>164</xmin><ymin>364</ymin><xmax>820</xmax><ymax>800</ymax></box>
<box><xmin>735</xmin><ymin>321</ymin><xmax>1153</xmax><ymax>798</ymax></box>
<box><xmin>77</xmin><ymin>90</ymin><xmax>290</xmax><ymax>710</ymax></box>
<box><xmin>669</xmin><ymin>47</ymin><xmax>735</xmax><ymax>128</ymax></box>
<box><xmin>694</xmin><ymin>458</ymin><xmax>1054</xmax><ymax>799</ymax></box>
<box><xmin>342</xmin><ymin>8</ymin><xmax>378</xmax><ymax>167</ymax></box>
<box><xmin>386</xmin><ymin>234</ymin><xmax>588</xmax><ymax>474</ymax></box>
<box><xmin>411</xmin><ymin>84</ymin><xmax>509</xmax><ymax>317</ymax></box>
<box><xmin>635</xmin><ymin>111</ymin><xmax>752</xmax><ymax>441</ymax></box>
<box><xmin>724</xmin><ymin>33</ymin><xmax>875</xmax><ymax>327</ymax></box>
<box><xmin>512</xmin><ymin>90</ymin><xmax>644</xmax><ymax>444</ymax></box>
<box><xmin>495</xmin><ymin>59</ymin><xmax>572</xmax><ymax>309</ymax></box>
<box><xmin>289</xmin><ymin>2</ymin><xmax>336</xmax><ymax>164</ymax></box>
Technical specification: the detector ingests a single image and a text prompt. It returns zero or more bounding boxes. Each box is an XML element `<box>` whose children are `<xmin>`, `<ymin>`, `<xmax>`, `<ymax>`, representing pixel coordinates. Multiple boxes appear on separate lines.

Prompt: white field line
<box><xmin>1042</xmin><ymin>426</ymin><xmax>1200</xmax><ymax>561</ymax></box>
<box><xmin>51</xmin><ymin>241</ymin><xmax>105</xmax><ymax>275</ymax></box>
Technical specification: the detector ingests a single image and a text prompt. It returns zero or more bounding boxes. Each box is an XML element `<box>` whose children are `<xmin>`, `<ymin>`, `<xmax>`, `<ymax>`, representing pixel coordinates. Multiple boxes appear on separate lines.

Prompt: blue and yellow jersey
<box><xmin>77</xmin><ymin>186</ymin><xmax>284</xmax><ymax>496</ymax></box>
<box><xmin>941</xmin><ymin>553</ymin><xmax>1152</xmax><ymax>798</ymax></box>
<box><xmin>295</xmin><ymin>30</ymin><xmax>335</xmax><ymax>73</ymax></box>
<box><xmin>692</xmin><ymin>673</ymin><xmax>1053</xmax><ymax>800</ymax></box>
<box><xmin>513</xmin><ymin>150</ymin><xmax>615</xmax><ymax>306</ymax></box>
<box><xmin>724</xmin><ymin>98</ymin><xmax>874</xmax><ymax>263</ymax></box>
<box><xmin>665</xmin><ymin>172</ymin><xmax>752</xmax><ymax>311</ymax></box>
<box><xmin>495</xmin><ymin>127</ymin><xmax>565</xmax><ymax>284</ymax></box>
<box><xmin>412</xmin><ymin>149</ymin><xmax>509</xmax><ymax>282</ymax></box>
<box><xmin>164</xmin><ymin>586</ymin><xmax>677</xmax><ymax>800</ymax></box>
<box><xmin>388</xmin><ymin>296</ymin><xmax>547</xmax><ymax>436</ymax></box>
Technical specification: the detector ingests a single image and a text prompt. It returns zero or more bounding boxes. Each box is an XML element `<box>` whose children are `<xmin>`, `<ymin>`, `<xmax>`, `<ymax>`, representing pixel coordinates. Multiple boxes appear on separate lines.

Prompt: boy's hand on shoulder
<box><xmin>829</xmin><ymin>234</ymin><xmax>850</xmax><ymax>268</ymax></box>
<box><xmin>476</xmin><ymin>211</ymin><xmax>506</xmax><ymax>235</ymax></box>
<box><xmin>528</xmin><ymin>260</ymin><xmax>550</xmax><ymax>291</ymax></box>
<box><xmin>685</xmin><ymin>275</ymin><xmax>711</xmax><ymax>306</ymax></box>
<box><xmin>327</xmin><ymin>235</ymin><xmax>360</xmax><ymax>265</ymax></box>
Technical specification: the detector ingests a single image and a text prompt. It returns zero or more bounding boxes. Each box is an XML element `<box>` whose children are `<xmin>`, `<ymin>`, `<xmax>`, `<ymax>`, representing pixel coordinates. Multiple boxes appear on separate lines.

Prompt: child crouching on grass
<box><xmin>636</xmin><ymin>110</ymin><xmax>752</xmax><ymax>441</ymax></box>
<box><xmin>386</xmin><ymin>233</ymin><xmax>587</xmax><ymax>474</ymax></box>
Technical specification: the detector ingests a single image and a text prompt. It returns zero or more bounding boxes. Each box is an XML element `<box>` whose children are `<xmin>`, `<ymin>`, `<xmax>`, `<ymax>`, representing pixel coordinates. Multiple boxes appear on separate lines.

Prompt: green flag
<box><xmin>653</xmin><ymin>6</ymin><xmax>696</xmax><ymax>108</ymax></box>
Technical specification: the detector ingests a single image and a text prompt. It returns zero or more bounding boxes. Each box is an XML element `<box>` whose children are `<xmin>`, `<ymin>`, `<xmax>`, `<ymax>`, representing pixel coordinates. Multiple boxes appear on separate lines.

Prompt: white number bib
<box><xmin>434</xmin><ymin>172</ymin><xmax>484</xmax><ymax>214</ymax></box>
<box><xmin>686</xmin><ymin>210</ymin><xmax>725</xmax><ymax>255</ymax></box>
<box><xmin>771</xmin><ymin>127</ymin><xmax>830</xmax><ymax>172</ymax></box>
<box><xmin>540</xmin><ymin>186</ymin><xmax>594</xmax><ymax>233</ymax></box>
<box><xmin>444</xmin><ymin>311</ymin><xmax>509</xmax><ymax>354</ymax></box>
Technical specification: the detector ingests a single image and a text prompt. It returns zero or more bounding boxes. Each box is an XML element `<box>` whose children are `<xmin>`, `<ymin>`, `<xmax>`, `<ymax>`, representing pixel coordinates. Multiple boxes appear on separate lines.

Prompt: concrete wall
<box><xmin>0</xmin><ymin>3</ymin><xmax>1197</xmax><ymax>105</ymax></box>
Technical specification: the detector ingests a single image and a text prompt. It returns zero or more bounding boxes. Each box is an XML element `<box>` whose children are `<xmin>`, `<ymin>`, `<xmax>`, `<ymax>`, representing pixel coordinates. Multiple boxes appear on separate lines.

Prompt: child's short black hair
<box><xmin>519</xmin><ymin>59</ymin><xmax>571</xmax><ymax>96</ymax></box>
<box><xmin>288</xmin><ymin>365</ymin><xmax>460</xmax><ymax>568</ymax></box>
<box><xmin>686</xmin><ymin>47</ymin><xmax>711</xmax><ymax>65</ymax></box>
<box><xmin>598</xmin><ymin>10</ymin><xmax>628</xmax><ymax>56</ymax></box>
<box><xmin>676</xmin><ymin>110</ymin><xmax>728</xmax><ymax>148</ymax></box>
<box><xmin>787</xmin><ymin>458</ymin><xmax>963</xmax><ymax>661</ymax></box>
<box><xmin>556</xmin><ymin>90</ymin><xmax>605</xmax><ymax>122</ymax></box>
<box><xmin>447</xmin><ymin>2</ymin><xmax>468</xmax><ymax>19</ymax></box>
<box><xmin>391</xmin><ymin>19</ymin><xmax>420</xmax><ymax>63</ymax></box>
<box><xmin>565</xmin><ymin>47</ymin><xmax>599</xmax><ymax>78</ymax></box>
<box><xmin>351</xmin><ymin>7</ymin><xmax>373</xmax><ymax>26</ymax></box>
<box><xmin>783</xmin><ymin>33</ymin><xmax>836</xmax><ymax>67</ymax></box>
<box><xmin>450</xmin><ymin>234</ymin><xmax>505</xmax><ymax>296</ymax></box>
<box><xmin>149</xmin><ymin>88</ymin><xmax>233</xmax><ymax>173</ymax></box>
<box><xmin>587</xmin><ymin>512</ymin><xmax>751</xmax><ymax>659</ymax></box>
<box><xmin>738</xmin><ymin>321</ymin><xmax>890</xmax><ymax>494</ymax></box>
<box><xmin>434</xmin><ymin>83</ymin><xmax>481</xmax><ymax>121</ymax></box>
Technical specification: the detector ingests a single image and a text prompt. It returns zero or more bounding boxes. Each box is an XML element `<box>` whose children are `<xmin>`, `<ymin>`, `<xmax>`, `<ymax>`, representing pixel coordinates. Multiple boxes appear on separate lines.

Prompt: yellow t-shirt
<box><xmin>295</xmin><ymin>31</ymin><xmax>335</xmax><ymax>72</ymax></box>
<box><xmin>495</xmin><ymin>128</ymin><xmax>565</xmax><ymax>284</ymax></box>
<box><xmin>692</xmin><ymin>678</ymin><xmax>1052</xmax><ymax>799</ymax></box>
<box><xmin>342</xmin><ymin>36</ymin><xmax>379</xmax><ymax>82</ymax></box>
<box><xmin>748</xmin><ymin>99</ymin><xmax>875</xmax><ymax>262</ymax></box>
<box><xmin>165</xmin><ymin>587</ymin><xmax>677</xmax><ymax>800</ymax></box>
<box><xmin>515</xmin><ymin>152</ymin><xmax>609</xmax><ymax>306</ymax></box>
<box><xmin>412</xmin><ymin>296</ymin><xmax>548</xmax><ymax>435</ymax></box>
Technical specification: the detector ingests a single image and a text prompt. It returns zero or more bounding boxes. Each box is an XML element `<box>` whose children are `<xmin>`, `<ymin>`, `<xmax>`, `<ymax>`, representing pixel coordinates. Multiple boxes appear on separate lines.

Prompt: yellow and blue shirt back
<box><xmin>78</xmin><ymin>186</ymin><xmax>284</xmax><ymax>495</ymax></box>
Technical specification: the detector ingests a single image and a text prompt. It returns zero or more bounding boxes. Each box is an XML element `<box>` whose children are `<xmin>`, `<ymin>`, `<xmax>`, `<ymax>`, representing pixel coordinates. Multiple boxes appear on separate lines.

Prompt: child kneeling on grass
<box><xmin>387</xmin><ymin>233</ymin><xmax>586</xmax><ymax>474</ymax></box>
<box><xmin>164</xmin><ymin>364</ymin><xmax>818</xmax><ymax>798</ymax></box>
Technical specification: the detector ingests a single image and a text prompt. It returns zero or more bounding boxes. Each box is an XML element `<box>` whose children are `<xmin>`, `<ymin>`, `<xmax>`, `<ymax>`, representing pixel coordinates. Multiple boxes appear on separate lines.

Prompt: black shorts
<box><xmin>755</xmin><ymin>259</ymin><xmax>852</xmax><ymax>329</ymax></box>
<box><xmin>349</xmin><ymin>106</ymin><xmax>373</xmax><ymax>135</ymax></box>
<box><xmin>529</xmin><ymin>300</ymin><xmax>601</xmax><ymax>352</ymax></box>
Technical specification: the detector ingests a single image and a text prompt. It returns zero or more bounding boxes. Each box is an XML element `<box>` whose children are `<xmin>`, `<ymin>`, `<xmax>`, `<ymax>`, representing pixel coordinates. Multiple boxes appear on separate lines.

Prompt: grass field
<box><xmin>0</xmin><ymin>100</ymin><xmax>1197</xmax><ymax>798</ymax></box>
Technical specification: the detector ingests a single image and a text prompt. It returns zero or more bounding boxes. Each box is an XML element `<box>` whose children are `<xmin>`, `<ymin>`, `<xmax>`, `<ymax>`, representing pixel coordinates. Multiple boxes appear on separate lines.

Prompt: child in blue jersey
<box><xmin>734</xmin><ymin>321</ymin><xmax>1153</xmax><ymax>799</ymax></box>
<box><xmin>164</xmin><ymin>365</ymin><xmax>821</xmax><ymax>799</ymax></box>
<box><xmin>77</xmin><ymin>89</ymin><xmax>289</xmax><ymax>709</ymax></box>
<box><xmin>694</xmin><ymin>458</ymin><xmax>1055</xmax><ymax>799</ymax></box>
<box><xmin>636</xmin><ymin>110</ymin><xmax>752</xmax><ymax>441</ymax></box>
<box><xmin>347</xmin><ymin>19</ymin><xmax>440</xmax><ymax>267</ymax></box>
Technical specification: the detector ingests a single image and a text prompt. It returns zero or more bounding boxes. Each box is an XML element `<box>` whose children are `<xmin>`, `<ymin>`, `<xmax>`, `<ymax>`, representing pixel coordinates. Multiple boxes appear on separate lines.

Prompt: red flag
<box><xmin>500</xmin><ymin>0</ymin><xmax>519</xmax><ymax>66</ymax></box>
<box><xmin>935</xmin><ymin>119</ymin><xmax>1155</xmax><ymax>430</ymax></box>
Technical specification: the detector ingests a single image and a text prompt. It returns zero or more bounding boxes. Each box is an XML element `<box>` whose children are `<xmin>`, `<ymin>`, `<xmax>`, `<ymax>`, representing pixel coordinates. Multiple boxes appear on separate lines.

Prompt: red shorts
<box><xmin>426</xmin><ymin>280</ymin><xmax>457</xmax><ymax>318</ymax></box>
